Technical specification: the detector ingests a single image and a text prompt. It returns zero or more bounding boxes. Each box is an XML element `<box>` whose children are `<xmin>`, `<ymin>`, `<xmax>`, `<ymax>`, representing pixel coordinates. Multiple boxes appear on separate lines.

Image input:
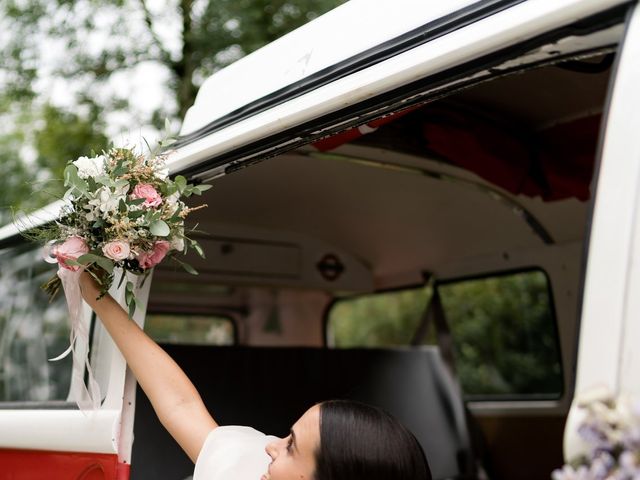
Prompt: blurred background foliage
<box><xmin>328</xmin><ymin>271</ymin><xmax>563</xmax><ymax>398</ymax></box>
<box><xmin>0</xmin><ymin>0</ymin><xmax>345</xmax><ymax>225</ymax></box>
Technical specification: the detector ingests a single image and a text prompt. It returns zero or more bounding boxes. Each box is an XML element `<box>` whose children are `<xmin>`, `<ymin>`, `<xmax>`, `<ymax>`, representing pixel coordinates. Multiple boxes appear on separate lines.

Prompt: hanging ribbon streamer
<box><xmin>49</xmin><ymin>267</ymin><xmax>101</xmax><ymax>412</ymax></box>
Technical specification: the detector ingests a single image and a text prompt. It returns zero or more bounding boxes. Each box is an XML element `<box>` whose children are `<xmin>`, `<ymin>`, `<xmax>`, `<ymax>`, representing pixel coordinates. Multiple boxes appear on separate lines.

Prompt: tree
<box><xmin>0</xmin><ymin>102</ymin><xmax>109</xmax><ymax>224</ymax></box>
<box><xmin>1</xmin><ymin>0</ymin><xmax>345</xmax><ymax>126</ymax></box>
<box><xmin>0</xmin><ymin>0</ymin><xmax>345</xmax><ymax>224</ymax></box>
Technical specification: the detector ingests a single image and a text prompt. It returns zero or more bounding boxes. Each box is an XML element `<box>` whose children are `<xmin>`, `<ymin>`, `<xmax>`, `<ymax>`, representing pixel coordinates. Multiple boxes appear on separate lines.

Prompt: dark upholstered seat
<box><xmin>131</xmin><ymin>345</ymin><xmax>474</xmax><ymax>480</ymax></box>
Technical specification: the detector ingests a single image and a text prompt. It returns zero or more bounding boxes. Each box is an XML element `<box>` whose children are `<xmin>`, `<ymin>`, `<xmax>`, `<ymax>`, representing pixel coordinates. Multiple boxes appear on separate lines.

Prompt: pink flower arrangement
<box><xmin>137</xmin><ymin>241</ymin><xmax>171</xmax><ymax>269</ymax></box>
<box><xmin>52</xmin><ymin>236</ymin><xmax>89</xmax><ymax>271</ymax></box>
<box><xmin>37</xmin><ymin>144</ymin><xmax>210</xmax><ymax>317</ymax></box>
<box><xmin>102</xmin><ymin>240</ymin><xmax>131</xmax><ymax>261</ymax></box>
<box><xmin>131</xmin><ymin>183</ymin><xmax>163</xmax><ymax>208</ymax></box>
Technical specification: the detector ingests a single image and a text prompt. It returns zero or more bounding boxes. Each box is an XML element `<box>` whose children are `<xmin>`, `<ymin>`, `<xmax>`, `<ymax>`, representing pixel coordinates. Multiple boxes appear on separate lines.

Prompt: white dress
<box><xmin>193</xmin><ymin>426</ymin><xmax>278</xmax><ymax>480</ymax></box>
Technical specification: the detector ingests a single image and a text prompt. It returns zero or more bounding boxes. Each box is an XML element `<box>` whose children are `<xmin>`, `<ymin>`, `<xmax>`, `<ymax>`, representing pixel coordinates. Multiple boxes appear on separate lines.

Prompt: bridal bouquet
<box><xmin>552</xmin><ymin>389</ymin><xmax>640</xmax><ymax>480</ymax></box>
<box><xmin>40</xmin><ymin>144</ymin><xmax>210</xmax><ymax>317</ymax></box>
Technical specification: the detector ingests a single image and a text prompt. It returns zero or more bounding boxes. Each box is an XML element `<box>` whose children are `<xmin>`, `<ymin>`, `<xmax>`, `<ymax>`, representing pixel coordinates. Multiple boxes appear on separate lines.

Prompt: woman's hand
<box><xmin>78</xmin><ymin>271</ymin><xmax>103</xmax><ymax>306</ymax></box>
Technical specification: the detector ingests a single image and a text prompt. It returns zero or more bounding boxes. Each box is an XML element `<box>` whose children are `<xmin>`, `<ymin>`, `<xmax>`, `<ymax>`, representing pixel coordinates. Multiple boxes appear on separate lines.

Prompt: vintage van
<box><xmin>1</xmin><ymin>0</ymin><xmax>639</xmax><ymax>478</ymax></box>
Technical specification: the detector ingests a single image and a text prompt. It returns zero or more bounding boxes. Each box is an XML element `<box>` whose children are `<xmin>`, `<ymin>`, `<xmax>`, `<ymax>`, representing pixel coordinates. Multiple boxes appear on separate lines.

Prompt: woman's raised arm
<box><xmin>79</xmin><ymin>272</ymin><xmax>217</xmax><ymax>463</ymax></box>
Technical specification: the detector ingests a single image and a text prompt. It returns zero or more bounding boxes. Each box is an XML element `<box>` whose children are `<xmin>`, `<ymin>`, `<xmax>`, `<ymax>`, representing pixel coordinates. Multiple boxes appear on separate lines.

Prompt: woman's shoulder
<box><xmin>193</xmin><ymin>426</ymin><xmax>278</xmax><ymax>480</ymax></box>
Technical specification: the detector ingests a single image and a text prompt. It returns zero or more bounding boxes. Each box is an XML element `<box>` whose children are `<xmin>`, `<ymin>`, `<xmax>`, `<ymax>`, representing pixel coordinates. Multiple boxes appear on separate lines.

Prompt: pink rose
<box><xmin>102</xmin><ymin>240</ymin><xmax>130</xmax><ymax>261</ymax></box>
<box><xmin>131</xmin><ymin>183</ymin><xmax>162</xmax><ymax>208</ymax></box>
<box><xmin>137</xmin><ymin>240</ymin><xmax>171</xmax><ymax>269</ymax></box>
<box><xmin>53</xmin><ymin>236</ymin><xmax>89</xmax><ymax>271</ymax></box>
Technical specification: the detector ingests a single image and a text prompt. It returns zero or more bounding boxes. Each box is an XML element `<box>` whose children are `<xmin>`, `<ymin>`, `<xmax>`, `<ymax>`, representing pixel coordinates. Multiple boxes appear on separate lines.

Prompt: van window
<box><xmin>326</xmin><ymin>270</ymin><xmax>561</xmax><ymax>399</ymax></box>
<box><xmin>144</xmin><ymin>313</ymin><xmax>235</xmax><ymax>346</ymax></box>
<box><xmin>438</xmin><ymin>270</ymin><xmax>562</xmax><ymax>399</ymax></box>
<box><xmin>326</xmin><ymin>285</ymin><xmax>431</xmax><ymax>348</ymax></box>
<box><xmin>0</xmin><ymin>244</ymin><xmax>72</xmax><ymax>403</ymax></box>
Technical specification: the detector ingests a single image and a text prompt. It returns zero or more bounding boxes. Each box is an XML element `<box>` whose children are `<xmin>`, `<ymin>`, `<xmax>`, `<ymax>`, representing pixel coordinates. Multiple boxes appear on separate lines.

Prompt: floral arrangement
<box><xmin>39</xmin><ymin>142</ymin><xmax>210</xmax><ymax>317</ymax></box>
<box><xmin>552</xmin><ymin>389</ymin><xmax>640</xmax><ymax>480</ymax></box>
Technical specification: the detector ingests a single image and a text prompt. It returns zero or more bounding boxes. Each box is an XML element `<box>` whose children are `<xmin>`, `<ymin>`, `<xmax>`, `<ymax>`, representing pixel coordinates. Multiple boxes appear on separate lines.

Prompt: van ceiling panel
<box><xmin>185</xmin><ymin>152</ymin><xmax>586</xmax><ymax>282</ymax></box>
<box><xmin>155</xmin><ymin>223</ymin><xmax>375</xmax><ymax>292</ymax></box>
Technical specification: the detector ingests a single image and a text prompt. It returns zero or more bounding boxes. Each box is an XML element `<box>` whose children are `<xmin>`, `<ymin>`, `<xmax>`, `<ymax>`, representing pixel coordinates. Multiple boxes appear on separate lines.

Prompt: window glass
<box><xmin>438</xmin><ymin>270</ymin><xmax>562</xmax><ymax>399</ymax></box>
<box><xmin>145</xmin><ymin>313</ymin><xmax>235</xmax><ymax>346</ymax></box>
<box><xmin>327</xmin><ymin>285</ymin><xmax>431</xmax><ymax>348</ymax></box>
<box><xmin>326</xmin><ymin>270</ymin><xmax>561</xmax><ymax>399</ymax></box>
<box><xmin>0</xmin><ymin>244</ymin><xmax>72</xmax><ymax>403</ymax></box>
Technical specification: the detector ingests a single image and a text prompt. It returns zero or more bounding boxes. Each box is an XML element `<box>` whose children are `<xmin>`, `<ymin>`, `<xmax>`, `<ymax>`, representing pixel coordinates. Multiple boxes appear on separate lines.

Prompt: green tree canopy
<box><xmin>0</xmin><ymin>0</ymin><xmax>345</xmax><ymax>224</ymax></box>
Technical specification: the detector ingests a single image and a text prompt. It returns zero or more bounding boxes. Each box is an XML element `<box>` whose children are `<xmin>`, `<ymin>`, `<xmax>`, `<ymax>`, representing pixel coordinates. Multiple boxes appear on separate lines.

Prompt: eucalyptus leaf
<box><xmin>175</xmin><ymin>175</ymin><xmax>187</xmax><ymax>193</ymax></box>
<box><xmin>165</xmin><ymin>183</ymin><xmax>178</xmax><ymax>196</ymax></box>
<box><xmin>181</xmin><ymin>261</ymin><xmax>198</xmax><ymax>275</ymax></box>
<box><xmin>64</xmin><ymin>164</ymin><xmax>87</xmax><ymax>193</ymax></box>
<box><xmin>150</xmin><ymin>220</ymin><xmax>170</xmax><ymax>236</ymax></box>
<box><xmin>128</xmin><ymin>297</ymin><xmax>136</xmax><ymax>319</ymax></box>
<box><xmin>78</xmin><ymin>253</ymin><xmax>114</xmax><ymax>274</ymax></box>
<box><xmin>192</xmin><ymin>240</ymin><xmax>205</xmax><ymax>258</ymax></box>
<box><xmin>117</xmin><ymin>270</ymin><xmax>127</xmax><ymax>289</ymax></box>
<box><xmin>63</xmin><ymin>164</ymin><xmax>79</xmax><ymax>187</ymax></box>
<box><xmin>115</xmin><ymin>179</ymin><xmax>130</xmax><ymax>189</ymax></box>
<box><xmin>173</xmin><ymin>256</ymin><xmax>198</xmax><ymax>275</ymax></box>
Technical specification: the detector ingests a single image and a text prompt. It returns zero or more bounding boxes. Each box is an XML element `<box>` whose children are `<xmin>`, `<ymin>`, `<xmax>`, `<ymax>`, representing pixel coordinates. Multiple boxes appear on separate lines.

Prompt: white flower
<box><xmin>171</xmin><ymin>235</ymin><xmax>185</xmax><ymax>252</ymax></box>
<box><xmin>73</xmin><ymin>155</ymin><xmax>106</xmax><ymax>179</ymax></box>
<box><xmin>155</xmin><ymin>167</ymin><xmax>169</xmax><ymax>180</ymax></box>
<box><xmin>166</xmin><ymin>191</ymin><xmax>180</xmax><ymax>205</ymax></box>
<box><xmin>165</xmin><ymin>191</ymin><xmax>181</xmax><ymax>214</ymax></box>
<box><xmin>88</xmin><ymin>184</ymin><xmax>129</xmax><ymax>216</ymax></box>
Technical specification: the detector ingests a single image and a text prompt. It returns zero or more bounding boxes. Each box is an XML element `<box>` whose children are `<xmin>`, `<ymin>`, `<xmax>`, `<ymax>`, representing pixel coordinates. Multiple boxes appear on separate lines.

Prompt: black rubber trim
<box><xmin>173</xmin><ymin>0</ymin><xmax>527</xmax><ymax>149</ymax></box>
<box><xmin>177</xmin><ymin>3</ymin><xmax>630</xmax><ymax>181</ymax></box>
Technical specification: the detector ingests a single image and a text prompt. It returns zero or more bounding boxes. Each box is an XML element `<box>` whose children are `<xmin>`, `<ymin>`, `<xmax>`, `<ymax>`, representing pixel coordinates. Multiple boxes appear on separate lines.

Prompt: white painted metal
<box><xmin>573</xmin><ymin>3</ymin><xmax>640</xmax><ymax>397</ymax></box>
<box><xmin>181</xmin><ymin>0</ymin><xmax>480</xmax><ymax>135</ymax></box>
<box><xmin>0</xmin><ymin>409</ymin><xmax>121</xmax><ymax>453</ymax></box>
<box><xmin>616</xmin><ymin>9</ymin><xmax>640</xmax><ymax>400</ymax></box>
<box><xmin>0</xmin><ymin>271</ymin><xmax>151</xmax><ymax>456</ymax></box>
<box><xmin>169</xmin><ymin>0</ymin><xmax>627</xmax><ymax>177</ymax></box>
<box><xmin>565</xmin><ymin>1</ymin><xmax>640</xmax><ymax>457</ymax></box>
<box><xmin>0</xmin><ymin>200</ymin><xmax>63</xmax><ymax>245</ymax></box>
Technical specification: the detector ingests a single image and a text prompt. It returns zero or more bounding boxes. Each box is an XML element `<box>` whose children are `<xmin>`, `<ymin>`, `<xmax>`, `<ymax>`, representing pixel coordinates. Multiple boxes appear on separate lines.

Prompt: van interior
<box><xmin>132</xmin><ymin>44</ymin><xmax>617</xmax><ymax>479</ymax></box>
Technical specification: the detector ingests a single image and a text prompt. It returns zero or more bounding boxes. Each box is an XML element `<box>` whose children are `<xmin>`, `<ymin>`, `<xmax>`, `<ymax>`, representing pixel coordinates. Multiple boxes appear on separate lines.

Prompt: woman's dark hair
<box><xmin>315</xmin><ymin>400</ymin><xmax>432</xmax><ymax>480</ymax></box>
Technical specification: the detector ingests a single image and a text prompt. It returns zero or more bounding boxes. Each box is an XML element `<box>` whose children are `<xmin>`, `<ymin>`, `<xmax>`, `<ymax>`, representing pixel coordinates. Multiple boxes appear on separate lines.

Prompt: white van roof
<box><xmin>169</xmin><ymin>0</ymin><xmax>627</xmax><ymax>178</ymax></box>
<box><xmin>180</xmin><ymin>0</ymin><xmax>480</xmax><ymax>136</ymax></box>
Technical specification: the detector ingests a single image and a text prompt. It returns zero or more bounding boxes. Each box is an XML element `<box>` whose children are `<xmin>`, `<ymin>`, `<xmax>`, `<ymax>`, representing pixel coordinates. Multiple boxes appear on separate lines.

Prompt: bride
<box><xmin>79</xmin><ymin>273</ymin><xmax>432</xmax><ymax>480</ymax></box>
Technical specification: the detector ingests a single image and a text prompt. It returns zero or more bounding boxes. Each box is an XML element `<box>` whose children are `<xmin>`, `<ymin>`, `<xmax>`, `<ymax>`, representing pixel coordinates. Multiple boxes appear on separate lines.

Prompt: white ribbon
<box><xmin>50</xmin><ymin>267</ymin><xmax>101</xmax><ymax>412</ymax></box>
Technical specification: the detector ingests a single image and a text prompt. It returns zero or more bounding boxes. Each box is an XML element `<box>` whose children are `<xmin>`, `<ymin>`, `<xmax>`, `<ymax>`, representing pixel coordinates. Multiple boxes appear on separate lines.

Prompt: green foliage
<box><xmin>440</xmin><ymin>271</ymin><xmax>562</xmax><ymax>397</ymax></box>
<box><xmin>329</xmin><ymin>286</ymin><xmax>432</xmax><ymax>348</ymax></box>
<box><xmin>144</xmin><ymin>313</ymin><xmax>234</xmax><ymax>345</ymax></box>
<box><xmin>0</xmin><ymin>103</ymin><xmax>109</xmax><ymax>224</ymax></box>
<box><xmin>35</xmin><ymin>105</ymin><xmax>109</xmax><ymax>178</ymax></box>
<box><xmin>328</xmin><ymin>271</ymin><xmax>563</xmax><ymax>398</ymax></box>
<box><xmin>0</xmin><ymin>0</ymin><xmax>346</xmax><ymax>226</ymax></box>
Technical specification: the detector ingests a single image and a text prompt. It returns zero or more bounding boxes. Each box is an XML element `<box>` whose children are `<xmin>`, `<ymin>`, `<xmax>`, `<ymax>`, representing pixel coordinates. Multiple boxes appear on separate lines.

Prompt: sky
<box><xmin>27</xmin><ymin>0</ymin><xmax>184</xmax><ymax>149</ymax></box>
